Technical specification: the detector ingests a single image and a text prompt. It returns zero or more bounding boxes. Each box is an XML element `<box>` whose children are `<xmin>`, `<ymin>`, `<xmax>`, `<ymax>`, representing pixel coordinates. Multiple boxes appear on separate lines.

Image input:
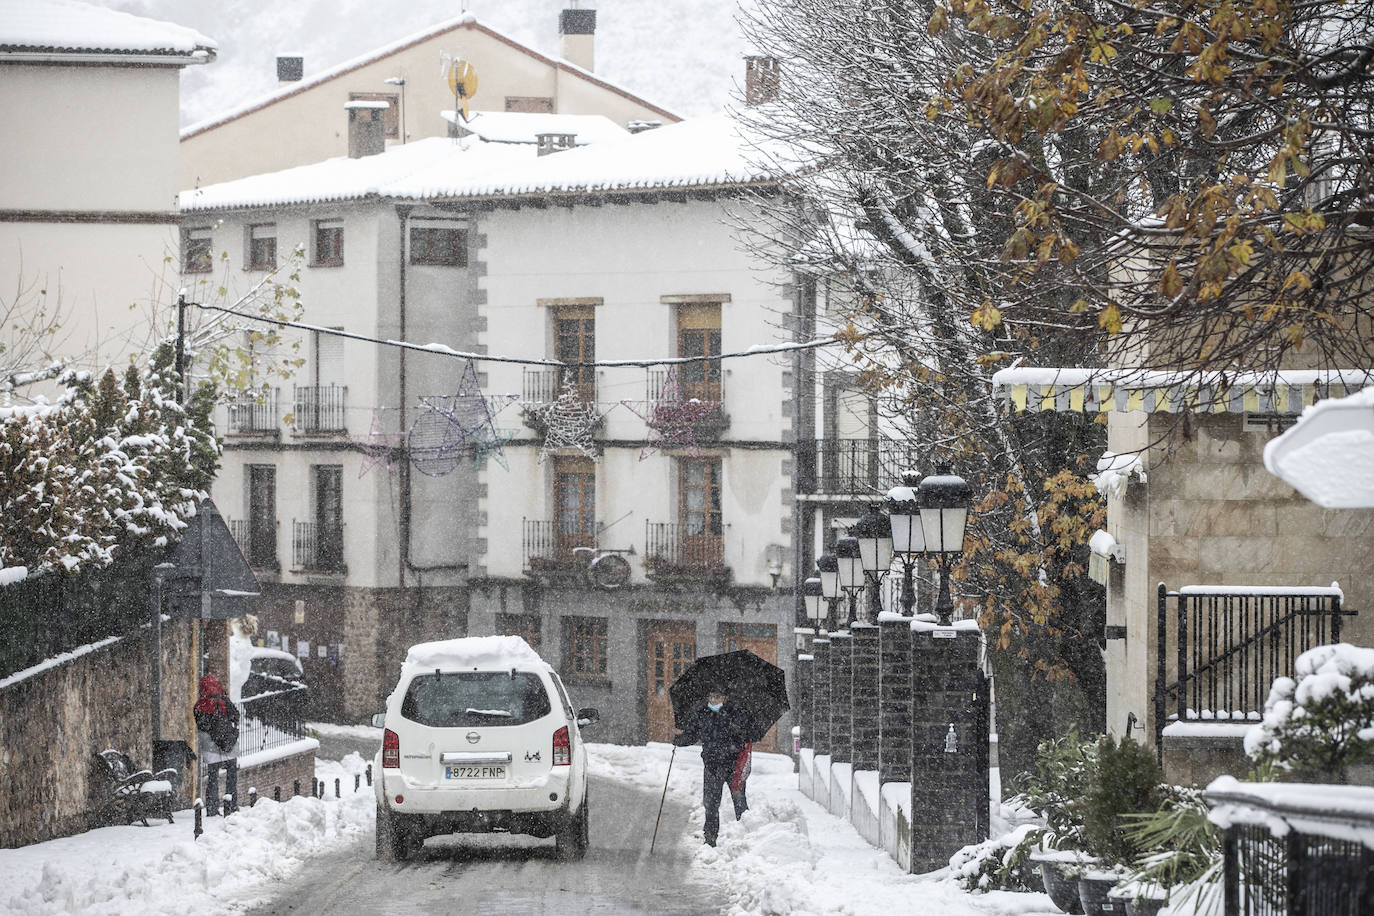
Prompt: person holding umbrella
<box><xmin>672</xmin><ymin>682</ymin><xmax>753</xmax><ymax>847</ymax></box>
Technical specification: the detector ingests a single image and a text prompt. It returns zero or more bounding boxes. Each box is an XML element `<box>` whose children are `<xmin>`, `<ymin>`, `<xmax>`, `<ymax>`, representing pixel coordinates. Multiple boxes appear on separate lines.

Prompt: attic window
<box><xmin>183</xmin><ymin>227</ymin><xmax>212</xmax><ymax>274</ymax></box>
<box><xmin>409</xmin><ymin>224</ymin><xmax>467</xmax><ymax>267</ymax></box>
<box><xmin>247</xmin><ymin>223</ymin><xmax>277</xmax><ymax>271</ymax></box>
<box><xmin>312</xmin><ymin>219</ymin><xmax>344</xmax><ymax>267</ymax></box>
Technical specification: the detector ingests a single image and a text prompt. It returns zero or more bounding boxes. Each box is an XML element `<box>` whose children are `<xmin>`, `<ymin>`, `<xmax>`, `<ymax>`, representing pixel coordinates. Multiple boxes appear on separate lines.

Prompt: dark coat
<box><xmin>672</xmin><ymin>703</ymin><xmax>752</xmax><ymax>768</ymax></box>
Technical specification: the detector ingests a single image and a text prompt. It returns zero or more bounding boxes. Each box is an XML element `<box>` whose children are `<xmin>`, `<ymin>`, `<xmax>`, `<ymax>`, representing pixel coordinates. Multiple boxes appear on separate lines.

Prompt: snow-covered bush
<box><xmin>1006</xmin><ymin>726</ymin><xmax>1096</xmax><ymax>849</ymax></box>
<box><xmin>1245</xmin><ymin>643</ymin><xmax>1374</xmax><ymax>782</ymax></box>
<box><xmin>949</xmin><ymin>823</ymin><xmax>1042</xmax><ymax>892</ymax></box>
<box><xmin>0</xmin><ymin>343</ymin><xmax>217</xmax><ymax>575</ymax></box>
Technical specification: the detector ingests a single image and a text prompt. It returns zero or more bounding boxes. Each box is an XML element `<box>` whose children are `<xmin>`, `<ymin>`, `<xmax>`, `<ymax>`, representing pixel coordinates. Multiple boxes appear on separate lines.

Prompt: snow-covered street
<box><xmin>1</xmin><ymin>742</ymin><xmax>1067</xmax><ymax>916</ymax></box>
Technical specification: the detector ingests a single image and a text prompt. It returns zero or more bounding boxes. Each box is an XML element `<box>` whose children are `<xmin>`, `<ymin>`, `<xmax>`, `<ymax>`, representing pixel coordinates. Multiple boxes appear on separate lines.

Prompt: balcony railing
<box><xmin>524</xmin><ymin>367</ymin><xmax>595</xmax><ymax>404</ymax></box>
<box><xmin>292</xmin><ymin>520</ymin><xmax>345</xmax><ymax>573</ymax></box>
<box><xmin>238</xmin><ymin>684</ymin><xmax>308</xmax><ymax>758</ymax></box>
<box><xmin>225</xmin><ymin>389</ymin><xmax>279</xmax><ymax>435</ymax></box>
<box><xmin>644</xmin><ymin>521</ymin><xmax>726</xmax><ymax>578</ymax></box>
<box><xmin>229</xmin><ymin>518</ymin><xmax>278</xmax><ymax>570</ymax></box>
<box><xmin>646</xmin><ymin>368</ymin><xmax>723</xmax><ymax>407</ymax></box>
<box><xmin>795</xmin><ymin>437</ymin><xmax>922</xmax><ymax>496</ymax></box>
<box><xmin>522</xmin><ymin>519</ymin><xmax>595</xmax><ymax>570</ymax></box>
<box><xmin>292</xmin><ymin>384</ymin><xmax>347</xmax><ymax>434</ymax></box>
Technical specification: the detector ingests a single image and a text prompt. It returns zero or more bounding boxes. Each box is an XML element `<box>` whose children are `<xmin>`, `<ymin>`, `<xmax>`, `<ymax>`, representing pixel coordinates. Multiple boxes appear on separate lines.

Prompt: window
<box><xmin>554</xmin><ymin>456</ymin><xmax>596</xmax><ymax>557</ymax></box>
<box><xmin>565</xmin><ymin>616</ymin><xmax>608</xmax><ymax>679</ymax></box>
<box><xmin>496</xmin><ymin>613</ymin><xmax>542</xmax><ymax>653</ymax></box>
<box><xmin>348</xmin><ymin>92</ymin><xmax>399</xmax><ymax>138</ymax></box>
<box><xmin>409</xmin><ymin>224</ymin><xmax>466</xmax><ymax>267</ymax></box>
<box><xmin>505</xmin><ymin>96</ymin><xmax>554</xmax><ymax>113</ymax></box>
<box><xmin>679</xmin><ymin>457</ymin><xmax>724</xmax><ymax>567</ymax></box>
<box><xmin>247</xmin><ymin>223</ymin><xmax>277</xmax><ymax>270</ymax></box>
<box><xmin>401</xmin><ymin>672</ymin><xmax>552</xmax><ymax>727</ymax></box>
<box><xmin>677</xmin><ymin>302</ymin><xmax>722</xmax><ymax>402</ymax></box>
<box><xmin>247</xmin><ymin>464</ymin><xmax>277</xmax><ymax>568</ymax></box>
<box><xmin>312</xmin><ymin>219</ymin><xmax>343</xmax><ymax>266</ymax></box>
<box><xmin>554</xmin><ymin>305</ymin><xmax>595</xmax><ymax>401</ymax></box>
<box><xmin>312</xmin><ymin>465</ymin><xmax>344</xmax><ymax>570</ymax></box>
<box><xmin>183</xmin><ymin>227</ymin><xmax>212</xmax><ymax>273</ymax></box>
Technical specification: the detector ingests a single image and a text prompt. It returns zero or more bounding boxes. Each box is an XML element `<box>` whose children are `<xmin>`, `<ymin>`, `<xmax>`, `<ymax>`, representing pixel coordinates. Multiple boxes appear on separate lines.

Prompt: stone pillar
<box><xmin>878</xmin><ymin>613</ymin><xmax>913</xmax><ymax>785</ymax></box>
<box><xmin>828</xmin><ymin>631</ymin><xmax>853</xmax><ymax>764</ymax></box>
<box><xmin>908</xmin><ymin>622</ymin><xmax>989</xmax><ymax>873</ymax></box>
<box><xmin>795</xmin><ymin>653</ymin><xmax>814</xmax><ymax>750</ymax></box>
<box><xmin>850</xmin><ymin>623</ymin><xmax>880</xmax><ymax>772</ymax></box>
<box><xmin>811</xmin><ymin>637</ymin><xmax>831</xmax><ymax>755</ymax></box>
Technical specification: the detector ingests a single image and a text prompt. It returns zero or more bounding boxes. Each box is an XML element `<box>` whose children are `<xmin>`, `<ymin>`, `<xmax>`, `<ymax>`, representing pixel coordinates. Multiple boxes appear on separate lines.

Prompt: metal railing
<box><xmin>292</xmin><ymin>520</ymin><xmax>345</xmax><ymax>572</ymax></box>
<box><xmin>524</xmin><ymin>367</ymin><xmax>594</xmax><ymax>404</ymax></box>
<box><xmin>644</xmin><ymin>521</ymin><xmax>725</xmax><ymax>572</ymax></box>
<box><xmin>292</xmin><ymin>384</ymin><xmax>347</xmax><ymax>434</ymax></box>
<box><xmin>225</xmin><ymin>389</ymin><xmax>279</xmax><ymax>434</ymax></box>
<box><xmin>646</xmin><ymin>368</ymin><xmax>723</xmax><ymax>406</ymax></box>
<box><xmin>1155</xmin><ymin>584</ymin><xmax>1355</xmax><ymax>752</ymax></box>
<box><xmin>1206</xmin><ymin>781</ymin><xmax>1374</xmax><ymax>915</ymax></box>
<box><xmin>237</xmin><ymin>683</ymin><xmax>308</xmax><ymax>757</ymax></box>
<box><xmin>795</xmin><ymin>438</ymin><xmax>922</xmax><ymax>496</ymax></box>
<box><xmin>522</xmin><ymin>518</ymin><xmax>595</xmax><ymax>569</ymax></box>
<box><xmin>229</xmin><ymin>518</ymin><xmax>278</xmax><ymax>569</ymax></box>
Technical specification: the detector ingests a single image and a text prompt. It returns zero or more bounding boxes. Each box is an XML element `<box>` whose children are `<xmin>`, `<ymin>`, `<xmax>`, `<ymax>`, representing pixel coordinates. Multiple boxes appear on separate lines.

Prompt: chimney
<box><xmin>745</xmin><ymin>55</ymin><xmax>780</xmax><ymax>106</ymax></box>
<box><xmin>536</xmin><ymin>132</ymin><xmax>577</xmax><ymax>156</ymax></box>
<box><xmin>276</xmin><ymin>54</ymin><xmax>303</xmax><ymax>83</ymax></box>
<box><xmin>345</xmin><ymin>100</ymin><xmax>389</xmax><ymax>158</ymax></box>
<box><xmin>559</xmin><ymin>8</ymin><xmax>596</xmax><ymax>72</ymax></box>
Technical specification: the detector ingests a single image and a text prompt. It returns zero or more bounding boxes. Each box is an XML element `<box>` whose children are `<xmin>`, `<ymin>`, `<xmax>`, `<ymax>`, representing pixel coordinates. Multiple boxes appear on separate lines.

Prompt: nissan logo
<box><xmin>466</xmin><ymin>731</ymin><xmax>480</xmax><ymax>744</ymax></box>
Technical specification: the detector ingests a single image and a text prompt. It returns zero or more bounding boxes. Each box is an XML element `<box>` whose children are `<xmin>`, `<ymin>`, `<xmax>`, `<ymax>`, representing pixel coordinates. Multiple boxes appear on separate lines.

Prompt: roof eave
<box><xmin>0</xmin><ymin>47</ymin><xmax>216</xmax><ymax>67</ymax></box>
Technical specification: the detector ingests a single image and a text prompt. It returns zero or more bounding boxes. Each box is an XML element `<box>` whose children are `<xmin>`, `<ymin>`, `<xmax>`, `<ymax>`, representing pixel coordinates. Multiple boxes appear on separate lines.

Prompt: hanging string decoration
<box><xmin>354</xmin><ymin>411</ymin><xmax>406</xmax><ymax>477</ymax></box>
<box><xmin>530</xmin><ymin>374</ymin><xmax>602</xmax><ymax>462</ymax></box>
<box><xmin>621</xmin><ymin>368</ymin><xmax>719</xmax><ymax>460</ymax></box>
<box><xmin>407</xmin><ymin>360</ymin><xmax>504</xmax><ymax>476</ymax></box>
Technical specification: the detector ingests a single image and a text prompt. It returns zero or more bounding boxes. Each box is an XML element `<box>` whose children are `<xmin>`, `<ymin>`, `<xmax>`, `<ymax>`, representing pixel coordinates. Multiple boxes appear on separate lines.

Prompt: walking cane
<box><xmin>649</xmin><ymin>746</ymin><xmax>676</xmax><ymax>855</ymax></box>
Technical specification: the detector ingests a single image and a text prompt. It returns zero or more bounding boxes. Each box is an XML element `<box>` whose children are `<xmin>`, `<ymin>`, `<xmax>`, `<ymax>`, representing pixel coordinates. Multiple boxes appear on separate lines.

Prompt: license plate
<box><xmin>445</xmin><ymin>765</ymin><xmax>506</xmax><ymax>780</ymax></box>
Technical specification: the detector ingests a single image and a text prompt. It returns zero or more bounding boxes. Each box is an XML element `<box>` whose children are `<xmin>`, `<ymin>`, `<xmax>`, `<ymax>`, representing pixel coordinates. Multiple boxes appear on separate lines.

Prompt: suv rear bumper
<box><xmin>380</xmin><ymin>769</ymin><xmax>574</xmax><ymax>817</ymax></box>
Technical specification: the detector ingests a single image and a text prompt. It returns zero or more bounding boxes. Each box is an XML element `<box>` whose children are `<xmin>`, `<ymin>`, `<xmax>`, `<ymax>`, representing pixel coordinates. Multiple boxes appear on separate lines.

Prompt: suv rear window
<box><xmin>400</xmin><ymin>672</ymin><xmax>552</xmax><ymax>728</ymax></box>
<box><xmin>252</xmin><ymin>658</ymin><xmax>302</xmax><ymax>680</ymax></box>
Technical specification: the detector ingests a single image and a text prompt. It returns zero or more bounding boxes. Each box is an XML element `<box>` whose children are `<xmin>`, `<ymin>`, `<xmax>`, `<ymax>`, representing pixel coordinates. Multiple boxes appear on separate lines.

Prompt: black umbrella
<box><xmin>668</xmin><ymin>649</ymin><xmax>789</xmax><ymax>743</ymax></box>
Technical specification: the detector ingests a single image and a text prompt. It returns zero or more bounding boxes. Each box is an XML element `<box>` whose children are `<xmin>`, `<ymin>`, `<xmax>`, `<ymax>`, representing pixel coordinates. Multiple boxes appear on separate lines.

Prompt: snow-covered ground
<box><xmin>1</xmin><ymin>744</ymin><xmax>1074</xmax><ymax>915</ymax></box>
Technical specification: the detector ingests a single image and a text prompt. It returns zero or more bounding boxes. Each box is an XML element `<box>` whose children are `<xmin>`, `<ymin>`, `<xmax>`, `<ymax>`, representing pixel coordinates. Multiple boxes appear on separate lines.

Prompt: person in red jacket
<box><xmin>194</xmin><ymin>674</ymin><xmax>240</xmax><ymax>815</ymax></box>
<box><xmin>672</xmin><ymin>684</ymin><xmax>753</xmax><ymax>847</ymax></box>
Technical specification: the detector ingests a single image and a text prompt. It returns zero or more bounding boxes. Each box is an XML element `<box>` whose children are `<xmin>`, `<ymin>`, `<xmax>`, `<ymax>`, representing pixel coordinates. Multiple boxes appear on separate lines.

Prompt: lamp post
<box><xmin>815</xmin><ymin>552</ymin><xmax>842</xmax><ymax>631</ymax></box>
<box><xmin>851</xmin><ymin>503</ymin><xmax>893</xmax><ymax>623</ymax></box>
<box><xmin>917</xmin><ymin>469</ymin><xmax>971</xmax><ymax>626</ymax></box>
<box><xmin>885</xmin><ymin>472</ymin><xmax>924</xmax><ymax>615</ymax></box>
<box><xmin>834</xmin><ymin>536</ymin><xmax>865</xmax><ymax>627</ymax></box>
<box><xmin>802</xmin><ymin>576</ymin><xmax>824</xmax><ymax>631</ymax></box>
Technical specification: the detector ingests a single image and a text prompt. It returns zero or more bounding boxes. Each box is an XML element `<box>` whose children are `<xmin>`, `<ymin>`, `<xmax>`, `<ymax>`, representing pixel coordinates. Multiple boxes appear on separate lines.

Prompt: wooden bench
<box><xmin>89</xmin><ymin>749</ymin><xmax>182</xmax><ymax>827</ymax></box>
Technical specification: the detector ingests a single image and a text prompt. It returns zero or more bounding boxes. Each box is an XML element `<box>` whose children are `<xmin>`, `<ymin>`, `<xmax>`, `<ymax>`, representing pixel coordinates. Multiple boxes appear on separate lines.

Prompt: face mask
<box><xmin>708</xmin><ymin>702</ymin><xmax>723</xmax><ymax>712</ymax></box>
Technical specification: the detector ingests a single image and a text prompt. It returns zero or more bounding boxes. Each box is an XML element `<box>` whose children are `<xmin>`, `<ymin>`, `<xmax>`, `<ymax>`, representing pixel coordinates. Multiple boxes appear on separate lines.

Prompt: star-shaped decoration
<box><xmin>354</xmin><ymin>411</ymin><xmax>406</xmax><ymax>477</ymax></box>
<box><xmin>533</xmin><ymin>376</ymin><xmax>602</xmax><ymax>462</ymax></box>
<box><xmin>621</xmin><ymin>368</ymin><xmax>718</xmax><ymax>460</ymax></box>
<box><xmin>408</xmin><ymin>360</ymin><xmax>502</xmax><ymax>477</ymax></box>
<box><xmin>472</xmin><ymin>426</ymin><xmax>517</xmax><ymax>470</ymax></box>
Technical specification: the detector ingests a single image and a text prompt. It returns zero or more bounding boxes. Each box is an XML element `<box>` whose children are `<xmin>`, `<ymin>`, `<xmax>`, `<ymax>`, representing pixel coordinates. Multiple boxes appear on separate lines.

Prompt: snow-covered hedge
<box><xmin>1245</xmin><ymin>643</ymin><xmax>1374</xmax><ymax>782</ymax></box>
<box><xmin>0</xmin><ymin>345</ymin><xmax>218</xmax><ymax>577</ymax></box>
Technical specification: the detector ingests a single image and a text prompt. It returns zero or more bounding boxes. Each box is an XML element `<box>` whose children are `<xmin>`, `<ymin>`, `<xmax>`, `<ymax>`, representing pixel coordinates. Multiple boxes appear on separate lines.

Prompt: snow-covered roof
<box><xmin>179</xmin><ymin>13</ymin><xmax>677</xmax><ymax>140</ymax></box>
<box><xmin>181</xmin><ymin>115</ymin><xmax>789</xmax><ymax>212</ymax></box>
<box><xmin>1263</xmin><ymin>385</ymin><xmax>1374</xmax><ymax>508</ymax></box>
<box><xmin>991</xmin><ymin>366</ymin><xmax>1374</xmax><ymax>415</ymax></box>
<box><xmin>402</xmin><ymin>635</ymin><xmax>546</xmax><ymax>672</ymax></box>
<box><xmin>444</xmin><ymin>110</ymin><xmax>629</xmax><ymax>146</ymax></box>
<box><xmin>0</xmin><ymin>0</ymin><xmax>215</xmax><ymax>63</ymax></box>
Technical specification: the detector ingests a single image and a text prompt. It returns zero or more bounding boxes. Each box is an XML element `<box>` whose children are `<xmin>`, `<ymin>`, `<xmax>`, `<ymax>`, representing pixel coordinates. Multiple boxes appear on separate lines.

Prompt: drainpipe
<box><xmin>396</xmin><ymin>204</ymin><xmax>467</xmax><ymax>585</ymax></box>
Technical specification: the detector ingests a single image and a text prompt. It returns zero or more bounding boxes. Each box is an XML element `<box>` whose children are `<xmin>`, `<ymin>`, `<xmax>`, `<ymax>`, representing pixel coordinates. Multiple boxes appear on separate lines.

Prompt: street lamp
<box><xmin>917</xmin><ymin>469</ymin><xmax>971</xmax><ymax>626</ymax></box>
<box><xmin>885</xmin><ymin>472</ymin><xmax>924</xmax><ymax>615</ymax></box>
<box><xmin>851</xmin><ymin>503</ymin><xmax>892</xmax><ymax>623</ymax></box>
<box><xmin>815</xmin><ymin>552</ymin><xmax>842</xmax><ymax>631</ymax></box>
<box><xmin>834</xmin><ymin>536</ymin><xmax>865</xmax><ymax>627</ymax></box>
<box><xmin>802</xmin><ymin>576</ymin><xmax>824</xmax><ymax>636</ymax></box>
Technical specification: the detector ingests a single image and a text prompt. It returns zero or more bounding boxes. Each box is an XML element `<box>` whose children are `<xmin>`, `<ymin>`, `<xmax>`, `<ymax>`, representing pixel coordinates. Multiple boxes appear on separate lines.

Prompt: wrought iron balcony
<box><xmin>523</xmin><ymin>367</ymin><xmax>595</xmax><ymax>404</ymax></box>
<box><xmin>229</xmin><ymin>518</ymin><xmax>279</xmax><ymax>570</ymax></box>
<box><xmin>224</xmin><ymin>389</ymin><xmax>280</xmax><ymax>435</ymax></box>
<box><xmin>292</xmin><ymin>520</ymin><xmax>345</xmax><ymax>573</ymax></box>
<box><xmin>795</xmin><ymin>437</ymin><xmax>922</xmax><ymax>497</ymax></box>
<box><xmin>643</xmin><ymin>521</ymin><xmax>727</xmax><ymax>582</ymax></box>
<box><xmin>522</xmin><ymin>518</ymin><xmax>595</xmax><ymax>571</ymax></box>
<box><xmin>292</xmin><ymin>384</ymin><xmax>348</xmax><ymax>434</ymax></box>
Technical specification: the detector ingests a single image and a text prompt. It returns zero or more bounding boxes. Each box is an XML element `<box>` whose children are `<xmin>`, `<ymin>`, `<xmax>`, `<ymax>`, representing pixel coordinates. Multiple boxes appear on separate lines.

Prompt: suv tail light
<box><xmin>552</xmin><ymin>726</ymin><xmax>571</xmax><ymax>766</ymax></box>
<box><xmin>382</xmin><ymin>728</ymin><xmax>400</xmax><ymax>769</ymax></box>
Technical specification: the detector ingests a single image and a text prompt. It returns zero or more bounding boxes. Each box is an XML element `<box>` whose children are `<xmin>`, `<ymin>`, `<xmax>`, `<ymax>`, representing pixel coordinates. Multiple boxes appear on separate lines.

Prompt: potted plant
<box><xmin>1012</xmin><ymin>729</ymin><xmax>1098</xmax><ymax>913</ymax></box>
<box><xmin>1075</xmin><ymin>734</ymin><xmax>1165</xmax><ymax>916</ymax></box>
<box><xmin>1115</xmin><ymin>785</ymin><xmax>1225</xmax><ymax>916</ymax></box>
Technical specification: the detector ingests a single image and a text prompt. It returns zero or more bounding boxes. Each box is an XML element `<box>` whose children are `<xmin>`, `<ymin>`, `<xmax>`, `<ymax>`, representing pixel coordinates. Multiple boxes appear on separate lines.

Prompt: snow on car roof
<box><xmin>249</xmin><ymin>646</ymin><xmax>301</xmax><ymax>665</ymax></box>
<box><xmin>403</xmin><ymin>635</ymin><xmax>546</xmax><ymax>672</ymax></box>
<box><xmin>0</xmin><ymin>0</ymin><xmax>216</xmax><ymax>58</ymax></box>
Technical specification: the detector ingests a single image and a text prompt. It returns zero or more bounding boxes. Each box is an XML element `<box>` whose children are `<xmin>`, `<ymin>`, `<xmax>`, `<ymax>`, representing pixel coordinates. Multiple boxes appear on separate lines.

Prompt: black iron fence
<box><xmin>644</xmin><ymin>521</ymin><xmax>724</xmax><ymax>572</ymax></box>
<box><xmin>0</xmin><ymin>550</ymin><xmax>167</xmax><ymax>680</ymax></box>
<box><xmin>521</xmin><ymin>518</ymin><xmax>594</xmax><ymax>569</ymax></box>
<box><xmin>795</xmin><ymin>438</ymin><xmax>921</xmax><ymax>496</ymax></box>
<box><xmin>524</xmin><ymin>367</ymin><xmax>595</xmax><ymax>404</ymax></box>
<box><xmin>237</xmin><ymin>683</ymin><xmax>308</xmax><ymax>757</ymax></box>
<box><xmin>292</xmin><ymin>384</ymin><xmax>347</xmax><ymax>434</ymax></box>
<box><xmin>1155</xmin><ymin>584</ymin><xmax>1355</xmax><ymax>750</ymax></box>
<box><xmin>291</xmin><ymin>521</ymin><xmax>344</xmax><ymax>572</ymax></box>
<box><xmin>1206</xmin><ymin>781</ymin><xmax>1374</xmax><ymax>915</ymax></box>
<box><xmin>224</xmin><ymin>389</ymin><xmax>279</xmax><ymax>434</ymax></box>
<box><xmin>646</xmin><ymin>368</ymin><xmax>723</xmax><ymax>406</ymax></box>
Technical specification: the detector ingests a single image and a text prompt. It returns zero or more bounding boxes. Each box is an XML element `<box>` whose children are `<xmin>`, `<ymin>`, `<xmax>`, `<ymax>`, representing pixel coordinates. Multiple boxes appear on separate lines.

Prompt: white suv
<box><xmin>372</xmin><ymin>636</ymin><xmax>599</xmax><ymax>862</ymax></box>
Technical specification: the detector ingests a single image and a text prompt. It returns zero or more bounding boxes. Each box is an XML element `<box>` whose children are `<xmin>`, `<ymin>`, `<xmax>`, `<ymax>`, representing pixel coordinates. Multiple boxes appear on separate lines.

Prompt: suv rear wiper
<box><xmin>464</xmin><ymin>708</ymin><xmax>513</xmax><ymax>718</ymax></box>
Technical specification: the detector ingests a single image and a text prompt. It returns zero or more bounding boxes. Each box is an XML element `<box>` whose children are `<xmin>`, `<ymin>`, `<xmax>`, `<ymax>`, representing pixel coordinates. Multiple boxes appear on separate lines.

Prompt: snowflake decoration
<box><xmin>531</xmin><ymin>375</ymin><xmax>602</xmax><ymax>462</ymax></box>
<box><xmin>621</xmin><ymin>368</ymin><xmax>718</xmax><ymax>460</ymax></box>
<box><xmin>354</xmin><ymin>411</ymin><xmax>405</xmax><ymax>478</ymax></box>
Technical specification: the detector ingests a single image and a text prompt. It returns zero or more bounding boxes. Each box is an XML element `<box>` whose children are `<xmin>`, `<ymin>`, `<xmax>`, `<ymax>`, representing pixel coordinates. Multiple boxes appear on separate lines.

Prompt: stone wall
<box><xmin>0</xmin><ymin>619</ymin><xmax>196</xmax><ymax>848</ymax></box>
<box><xmin>218</xmin><ymin>747</ymin><xmax>318</xmax><ymax>806</ymax></box>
